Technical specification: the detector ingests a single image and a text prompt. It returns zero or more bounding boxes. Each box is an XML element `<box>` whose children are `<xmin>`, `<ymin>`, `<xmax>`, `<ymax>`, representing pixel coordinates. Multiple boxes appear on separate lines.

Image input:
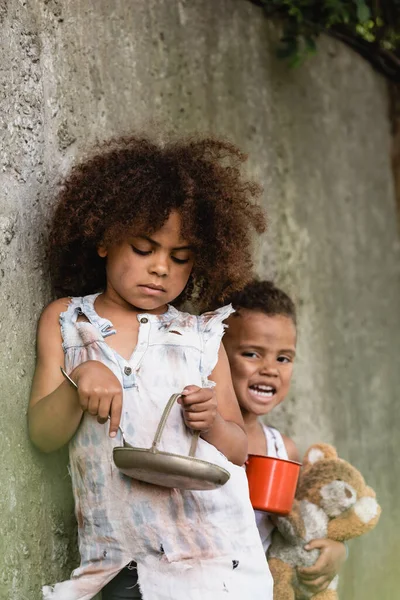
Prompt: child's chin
<box><xmin>247</xmin><ymin>395</ymin><xmax>280</xmax><ymax>415</ymax></box>
<box><xmin>255</xmin><ymin>404</ymin><xmax>275</xmax><ymax>416</ymax></box>
<box><xmin>132</xmin><ymin>297</ymin><xmax>168</xmax><ymax>312</ymax></box>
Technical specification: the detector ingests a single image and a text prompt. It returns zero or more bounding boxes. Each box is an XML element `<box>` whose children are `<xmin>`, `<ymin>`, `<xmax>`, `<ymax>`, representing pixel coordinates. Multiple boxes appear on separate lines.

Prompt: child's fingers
<box><xmin>87</xmin><ymin>395</ymin><xmax>100</xmax><ymax>416</ymax></box>
<box><xmin>184</xmin><ymin>418</ymin><xmax>212</xmax><ymax>431</ymax></box>
<box><xmin>180</xmin><ymin>389</ymin><xmax>214</xmax><ymax>407</ymax></box>
<box><xmin>304</xmin><ymin>538</ymin><xmax>327</xmax><ymax>551</ymax></box>
<box><xmin>86</xmin><ymin>390</ymin><xmax>112</xmax><ymax>418</ymax></box>
<box><xmin>182</xmin><ymin>399</ymin><xmax>215</xmax><ymax>413</ymax></box>
<box><xmin>179</xmin><ymin>388</ymin><xmax>217</xmax><ymax>431</ymax></box>
<box><xmin>297</xmin><ymin>568</ymin><xmax>314</xmax><ymax>579</ymax></box>
<box><xmin>298</xmin><ymin>563</ymin><xmax>326</xmax><ymax>577</ymax></box>
<box><xmin>183</xmin><ymin>406</ymin><xmax>217</xmax><ymax>431</ymax></box>
<box><xmin>83</xmin><ymin>388</ymin><xmax>106</xmax><ymax>416</ymax></box>
<box><xmin>299</xmin><ymin>541</ymin><xmax>330</xmax><ymax>578</ymax></box>
<box><xmin>181</xmin><ymin>385</ymin><xmax>201</xmax><ymax>396</ymax></box>
<box><xmin>298</xmin><ymin>559</ymin><xmax>328</xmax><ymax>578</ymax></box>
<box><xmin>177</xmin><ymin>386</ymin><xmax>200</xmax><ymax>405</ymax></box>
<box><xmin>185</xmin><ymin>406</ymin><xmax>217</xmax><ymax>423</ymax></box>
<box><xmin>109</xmin><ymin>392</ymin><xmax>123</xmax><ymax>438</ymax></box>
<box><xmin>298</xmin><ymin>575</ymin><xmax>329</xmax><ymax>591</ymax></box>
<box><xmin>77</xmin><ymin>391</ymin><xmax>89</xmax><ymax>412</ymax></box>
<box><xmin>76</xmin><ymin>382</ymin><xmax>92</xmax><ymax>412</ymax></box>
<box><xmin>97</xmin><ymin>396</ymin><xmax>112</xmax><ymax>424</ymax></box>
<box><xmin>298</xmin><ymin>559</ymin><xmax>328</xmax><ymax>579</ymax></box>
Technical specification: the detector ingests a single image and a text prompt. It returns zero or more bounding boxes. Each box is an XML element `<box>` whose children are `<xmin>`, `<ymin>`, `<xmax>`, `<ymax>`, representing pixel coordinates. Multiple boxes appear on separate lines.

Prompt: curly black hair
<box><xmin>49</xmin><ymin>135</ymin><xmax>266</xmax><ymax>309</ymax></box>
<box><xmin>226</xmin><ymin>279</ymin><xmax>297</xmax><ymax>325</ymax></box>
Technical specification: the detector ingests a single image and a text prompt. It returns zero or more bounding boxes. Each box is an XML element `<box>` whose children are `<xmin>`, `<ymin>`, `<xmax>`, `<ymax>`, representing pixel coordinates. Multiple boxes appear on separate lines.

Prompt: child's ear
<box><xmin>97</xmin><ymin>245</ymin><xmax>107</xmax><ymax>258</ymax></box>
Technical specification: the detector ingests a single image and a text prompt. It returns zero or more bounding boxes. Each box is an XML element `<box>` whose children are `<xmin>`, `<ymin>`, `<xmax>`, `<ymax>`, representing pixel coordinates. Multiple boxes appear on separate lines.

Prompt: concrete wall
<box><xmin>0</xmin><ymin>1</ymin><xmax>399</xmax><ymax>598</ymax></box>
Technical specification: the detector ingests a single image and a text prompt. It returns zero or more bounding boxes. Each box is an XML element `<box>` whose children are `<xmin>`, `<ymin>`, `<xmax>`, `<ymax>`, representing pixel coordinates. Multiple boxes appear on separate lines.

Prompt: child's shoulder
<box><xmin>197</xmin><ymin>304</ymin><xmax>235</xmax><ymax>330</ymax></box>
<box><xmin>171</xmin><ymin>304</ymin><xmax>234</xmax><ymax>332</ymax></box>
<box><xmin>39</xmin><ymin>297</ymin><xmax>72</xmax><ymax>326</ymax></box>
<box><xmin>36</xmin><ymin>298</ymin><xmax>72</xmax><ymax>350</ymax></box>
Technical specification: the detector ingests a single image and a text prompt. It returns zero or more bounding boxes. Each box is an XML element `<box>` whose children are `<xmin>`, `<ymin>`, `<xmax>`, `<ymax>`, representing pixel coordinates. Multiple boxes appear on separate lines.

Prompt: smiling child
<box><xmin>224</xmin><ymin>280</ymin><xmax>347</xmax><ymax>594</ymax></box>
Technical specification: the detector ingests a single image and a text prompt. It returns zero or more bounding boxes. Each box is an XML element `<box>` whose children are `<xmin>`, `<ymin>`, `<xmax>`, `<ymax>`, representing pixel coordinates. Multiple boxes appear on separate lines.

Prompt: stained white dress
<box><xmin>254</xmin><ymin>425</ymin><xmax>289</xmax><ymax>553</ymax></box>
<box><xmin>43</xmin><ymin>294</ymin><xmax>273</xmax><ymax>600</ymax></box>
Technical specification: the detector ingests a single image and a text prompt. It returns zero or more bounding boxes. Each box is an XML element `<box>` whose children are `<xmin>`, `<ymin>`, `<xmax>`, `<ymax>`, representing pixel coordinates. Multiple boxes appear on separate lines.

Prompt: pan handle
<box><xmin>151</xmin><ymin>393</ymin><xmax>200</xmax><ymax>457</ymax></box>
<box><xmin>62</xmin><ymin>368</ymin><xmax>200</xmax><ymax>456</ymax></box>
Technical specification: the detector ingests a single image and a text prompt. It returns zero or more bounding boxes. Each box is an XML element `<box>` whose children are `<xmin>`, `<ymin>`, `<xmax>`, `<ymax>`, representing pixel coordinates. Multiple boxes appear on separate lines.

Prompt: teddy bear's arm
<box><xmin>275</xmin><ymin>499</ymin><xmax>306</xmax><ymax>542</ymax></box>
<box><xmin>327</xmin><ymin>496</ymin><xmax>381</xmax><ymax>541</ymax></box>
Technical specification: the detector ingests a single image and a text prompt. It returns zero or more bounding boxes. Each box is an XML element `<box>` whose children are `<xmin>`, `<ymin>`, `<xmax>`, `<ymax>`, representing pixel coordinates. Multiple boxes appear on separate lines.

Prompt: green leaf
<box><xmin>356</xmin><ymin>0</ymin><xmax>371</xmax><ymax>23</ymax></box>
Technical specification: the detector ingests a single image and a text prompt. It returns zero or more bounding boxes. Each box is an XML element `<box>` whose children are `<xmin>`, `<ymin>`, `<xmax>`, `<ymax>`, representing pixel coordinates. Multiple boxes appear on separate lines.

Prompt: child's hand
<box><xmin>297</xmin><ymin>539</ymin><xmax>347</xmax><ymax>592</ymax></box>
<box><xmin>178</xmin><ymin>385</ymin><xmax>218</xmax><ymax>432</ymax></box>
<box><xmin>71</xmin><ymin>360</ymin><xmax>123</xmax><ymax>437</ymax></box>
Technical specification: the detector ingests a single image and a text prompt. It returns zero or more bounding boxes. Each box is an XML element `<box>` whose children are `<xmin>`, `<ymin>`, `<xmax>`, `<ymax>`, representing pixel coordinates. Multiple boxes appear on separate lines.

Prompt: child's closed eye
<box><xmin>131</xmin><ymin>245</ymin><xmax>151</xmax><ymax>256</ymax></box>
<box><xmin>171</xmin><ymin>256</ymin><xmax>191</xmax><ymax>264</ymax></box>
<box><xmin>131</xmin><ymin>245</ymin><xmax>191</xmax><ymax>264</ymax></box>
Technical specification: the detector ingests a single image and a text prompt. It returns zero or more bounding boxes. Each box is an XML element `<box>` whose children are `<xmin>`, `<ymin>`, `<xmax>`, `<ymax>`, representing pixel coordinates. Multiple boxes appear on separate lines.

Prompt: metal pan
<box><xmin>61</xmin><ymin>369</ymin><xmax>230</xmax><ymax>490</ymax></box>
<box><xmin>113</xmin><ymin>446</ymin><xmax>230</xmax><ymax>490</ymax></box>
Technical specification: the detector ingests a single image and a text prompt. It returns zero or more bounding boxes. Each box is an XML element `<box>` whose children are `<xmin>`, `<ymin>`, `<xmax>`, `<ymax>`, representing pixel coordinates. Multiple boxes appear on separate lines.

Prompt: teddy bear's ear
<box><xmin>364</xmin><ymin>486</ymin><xmax>377</xmax><ymax>499</ymax></box>
<box><xmin>303</xmin><ymin>443</ymin><xmax>338</xmax><ymax>467</ymax></box>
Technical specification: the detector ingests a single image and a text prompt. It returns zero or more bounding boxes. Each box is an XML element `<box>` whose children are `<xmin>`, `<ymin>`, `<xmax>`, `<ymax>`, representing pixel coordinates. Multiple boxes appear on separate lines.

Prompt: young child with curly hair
<box><xmin>223</xmin><ymin>280</ymin><xmax>347</xmax><ymax>594</ymax></box>
<box><xmin>28</xmin><ymin>136</ymin><xmax>273</xmax><ymax>600</ymax></box>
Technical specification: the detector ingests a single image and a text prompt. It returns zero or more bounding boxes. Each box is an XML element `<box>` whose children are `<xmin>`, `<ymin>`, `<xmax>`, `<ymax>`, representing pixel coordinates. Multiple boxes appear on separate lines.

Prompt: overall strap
<box><xmin>263</xmin><ymin>425</ymin><xmax>288</xmax><ymax>460</ymax></box>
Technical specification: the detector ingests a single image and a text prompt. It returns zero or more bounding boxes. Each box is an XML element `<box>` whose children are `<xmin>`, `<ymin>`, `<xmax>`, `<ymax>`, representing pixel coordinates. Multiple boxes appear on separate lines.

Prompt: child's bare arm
<box><xmin>29</xmin><ymin>300</ymin><xmax>122</xmax><ymax>452</ymax></box>
<box><xmin>179</xmin><ymin>344</ymin><xmax>247</xmax><ymax>466</ymax></box>
<box><xmin>282</xmin><ymin>434</ymin><xmax>300</xmax><ymax>462</ymax></box>
<box><xmin>29</xmin><ymin>299</ymin><xmax>83</xmax><ymax>452</ymax></box>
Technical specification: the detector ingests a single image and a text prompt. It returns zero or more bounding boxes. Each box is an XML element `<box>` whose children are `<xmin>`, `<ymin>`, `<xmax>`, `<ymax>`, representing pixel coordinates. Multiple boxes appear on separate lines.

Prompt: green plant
<box><xmin>249</xmin><ymin>0</ymin><xmax>400</xmax><ymax>79</ymax></box>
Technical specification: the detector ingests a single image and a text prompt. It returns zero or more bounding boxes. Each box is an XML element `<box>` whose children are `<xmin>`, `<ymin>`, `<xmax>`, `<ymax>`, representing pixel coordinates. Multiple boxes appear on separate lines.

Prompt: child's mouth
<box><xmin>248</xmin><ymin>384</ymin><xmax>276</xmax><ymax>399</ymax></box>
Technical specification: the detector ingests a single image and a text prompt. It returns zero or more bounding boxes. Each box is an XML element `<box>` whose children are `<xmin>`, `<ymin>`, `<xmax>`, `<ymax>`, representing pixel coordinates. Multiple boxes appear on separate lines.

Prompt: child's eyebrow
<box><xmin>138</xmin><ymin>235</ymin><xmax>193</xmax><ymax>251</ymax></box>
<box><xmin>237</xmin><ymin>343</ymin><xmax>267</xmax><ymax>353</ymax></box>
<box><xmin>280</xmin><ymin>348</ymin><xmax>296</xmax><ymax>357</ymax></box>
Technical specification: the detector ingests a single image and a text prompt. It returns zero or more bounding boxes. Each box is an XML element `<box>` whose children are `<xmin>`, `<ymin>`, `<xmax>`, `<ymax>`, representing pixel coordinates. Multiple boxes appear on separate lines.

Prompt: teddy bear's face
<box><xmin>296</xmin><ymin>442</ymin><xmax>371</xmax><ymax>517</ymax></box>
<box><xmin>319</xmin><ymin>480</ymin><xmax>358</xmax><ymax>517</ymax></box>
<box><xmin>297</xmin><ymin>459</ymin><xmax>366</xmax><ymax>506</ymax></box>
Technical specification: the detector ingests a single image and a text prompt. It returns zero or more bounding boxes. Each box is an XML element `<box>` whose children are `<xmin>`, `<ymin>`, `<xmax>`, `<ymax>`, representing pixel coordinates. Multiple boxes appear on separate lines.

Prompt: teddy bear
<box><xmin>267</xmin><ymin>443</ymin><xmax>381</xmax><ymax>600</ymax></box>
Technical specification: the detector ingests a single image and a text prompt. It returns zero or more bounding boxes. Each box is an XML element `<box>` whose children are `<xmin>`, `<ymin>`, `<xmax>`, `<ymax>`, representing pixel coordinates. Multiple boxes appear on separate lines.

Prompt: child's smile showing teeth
<box><xmin>249</xmin><ymin>384</ymin><xmax>277</xmax><ymax>399</ymax></box>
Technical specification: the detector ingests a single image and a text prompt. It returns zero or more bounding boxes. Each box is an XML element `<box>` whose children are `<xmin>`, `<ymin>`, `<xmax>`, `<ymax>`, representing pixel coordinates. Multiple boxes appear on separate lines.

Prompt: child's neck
<box><xmin>241</xmin><ymin>411</ymin><xmax>268</xmax><ymax>455</ymax></box>
<box><xmin>97</xmin><ymin>289</ymin><xmax>169</xmax><ymax>317</ymax></box>
<box><xmin>93</xmin><ymin>292</ymin><xmax>169</xmax><ymax>363</ymax></box>
<box><xmin>242</xmin><ymin>410</ymin><xmax>263</xmax><ymax>431</ymax></box>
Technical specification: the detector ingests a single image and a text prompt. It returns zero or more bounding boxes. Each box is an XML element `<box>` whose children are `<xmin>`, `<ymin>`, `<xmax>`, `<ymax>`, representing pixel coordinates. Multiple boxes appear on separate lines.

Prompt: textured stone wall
<box><xmin>0</xmin><ymin>1</ymin><xmax>399</xmax><ymax>598</ymax></box>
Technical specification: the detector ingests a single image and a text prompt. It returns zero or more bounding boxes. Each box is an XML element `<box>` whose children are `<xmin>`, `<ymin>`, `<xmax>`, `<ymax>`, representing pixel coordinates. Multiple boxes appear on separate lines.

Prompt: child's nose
<box><xmin>149</xmin><ymin>251</ymin><xmax>169</xmax><ymax>277</ymax></box>
<box><xmin>150</xmin><ymin>260</ymin><xmax>168</xmax><ymax>277</ymax></box>
<box><xmin>259</xmin><ymin>361</ymin><xmax>278</xmax><ymax>376</ymax></box>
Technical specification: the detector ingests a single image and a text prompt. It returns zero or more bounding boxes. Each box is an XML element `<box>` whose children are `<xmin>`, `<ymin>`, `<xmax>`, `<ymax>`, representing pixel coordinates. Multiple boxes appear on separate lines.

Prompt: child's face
<box><xmin>224</xmin><ymin>310</ymin><xmax>296</xmax><ymax>418</ymax></box>
<box><xmin>98</xmin><ymin>211</ymin><xmax>194</xmax><ymax>312</ymax></box>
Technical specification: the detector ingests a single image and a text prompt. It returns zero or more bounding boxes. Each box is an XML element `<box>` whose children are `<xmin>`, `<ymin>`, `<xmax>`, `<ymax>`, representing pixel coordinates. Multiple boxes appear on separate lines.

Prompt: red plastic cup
<box><xmin>246</xmin><ymin>454</ymin><xmax>302</xmax><ymax>515</ymax></box>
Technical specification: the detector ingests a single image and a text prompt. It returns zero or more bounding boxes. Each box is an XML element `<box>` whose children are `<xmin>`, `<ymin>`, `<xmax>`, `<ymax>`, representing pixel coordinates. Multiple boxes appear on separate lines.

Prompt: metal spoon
<box><xmin>60</xmin><ymin>367</ymin><xmax>132</xmax><ymax>447</ymax></box>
